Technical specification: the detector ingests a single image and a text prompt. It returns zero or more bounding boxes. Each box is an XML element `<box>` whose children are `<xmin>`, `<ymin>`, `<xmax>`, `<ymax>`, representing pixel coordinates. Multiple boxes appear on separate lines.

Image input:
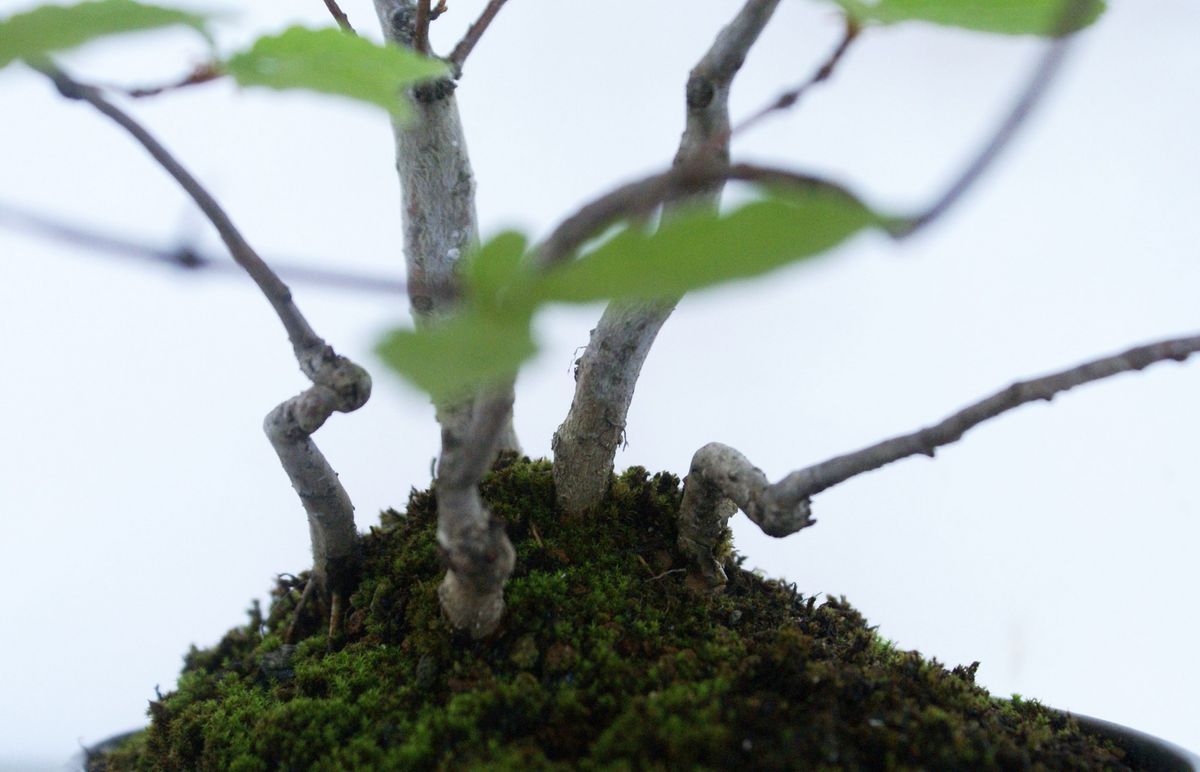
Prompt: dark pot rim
<box><xmin>69</xmin><ymin>712</ymin><xmax>1200</xmax><ymax>770</ymax></box>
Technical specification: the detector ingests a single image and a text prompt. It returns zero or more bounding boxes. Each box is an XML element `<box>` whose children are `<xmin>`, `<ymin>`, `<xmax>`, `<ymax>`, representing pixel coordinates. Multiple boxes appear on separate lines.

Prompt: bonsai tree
<box><xmin>1</xmin><ymin>0</ymin><xmax>1196</xmax><ymax>761</ymax></box>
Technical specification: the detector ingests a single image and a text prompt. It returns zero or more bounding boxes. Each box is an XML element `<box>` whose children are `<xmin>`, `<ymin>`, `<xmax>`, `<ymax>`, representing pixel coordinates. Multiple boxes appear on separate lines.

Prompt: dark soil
<box><xmin>92</xmin><ymin>457</ymin><xmax>1135</xmax><ymax>770</ymax></box>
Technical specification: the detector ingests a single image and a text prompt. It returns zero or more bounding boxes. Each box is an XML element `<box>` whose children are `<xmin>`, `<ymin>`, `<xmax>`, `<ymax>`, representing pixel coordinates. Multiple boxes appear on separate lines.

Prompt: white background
<box><xmin>1</xmin><ymin>0</ymin><xmax>1197</xmax><ymax>765</ymax></box>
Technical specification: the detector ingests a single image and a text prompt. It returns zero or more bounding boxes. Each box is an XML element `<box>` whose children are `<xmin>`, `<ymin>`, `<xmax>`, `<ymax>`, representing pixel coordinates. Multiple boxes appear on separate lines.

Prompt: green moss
<box><xmin>94</xmin><ymin>458</ymin><xmax>1133</xmax><ymax>770</ymax></box>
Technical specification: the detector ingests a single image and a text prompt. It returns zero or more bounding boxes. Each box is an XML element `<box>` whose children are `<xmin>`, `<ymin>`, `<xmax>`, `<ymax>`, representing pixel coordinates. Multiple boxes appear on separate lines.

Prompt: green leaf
<box><xmin>463</xmin><ymin>230</ymin><xmax>530</xmax><ymax>309</ymax></box>
<box><xmin>375</xmin><ymin>312</ymin><xmax>536</xmax><ymax>402</ymax></box>
<box><xmin>829</xmin><ymin>0</ymin><xmax>1104</xmax><ymax>36</ymax></box>
<box><xmin>0</xmin><ymin>0</ymin><xmax>210</xmax><ymax>69</ymax></box>
<box><xmin>226</xmin><ymin>26</ymin><xmax>448</xmax><ymax>117</ymax></box>
<box><xmin>532</xmin><ymin>187</ymin><xmax>881</xmax><ymax>304</ymax></box>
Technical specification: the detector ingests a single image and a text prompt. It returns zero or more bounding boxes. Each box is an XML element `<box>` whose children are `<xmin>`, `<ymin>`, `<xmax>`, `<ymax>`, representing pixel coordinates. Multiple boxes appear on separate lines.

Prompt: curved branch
<box><xmin>679</xmin><ymin>332</ymin><xmax>1200</xmax><ymax>587</ymax></box>
<box><xmin>551</xmin><ymin>0</ymin><xmax>782</xmax><ymax>516</ymax></box>
<box><xmin>448</xmin><ymin>0</ymin><xmax>510</xmax><ymax>75</ymax></box>
<box><xmin>42</xmin><ymin>66</ymin><xmax>372</xmax><ymax>626</ymax></box>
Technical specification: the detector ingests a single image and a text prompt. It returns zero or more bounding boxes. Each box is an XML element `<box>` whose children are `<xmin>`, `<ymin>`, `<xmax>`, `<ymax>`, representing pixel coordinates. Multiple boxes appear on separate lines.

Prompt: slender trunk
<box><xmin>552</xmin><ymin>0</ymin><xmax>782</xmax><ymax>515</ymax></box>
<box><xmin>373</xmin><ymin>0</ymin><xmax>518</xmax><ymax>454</ymax></box>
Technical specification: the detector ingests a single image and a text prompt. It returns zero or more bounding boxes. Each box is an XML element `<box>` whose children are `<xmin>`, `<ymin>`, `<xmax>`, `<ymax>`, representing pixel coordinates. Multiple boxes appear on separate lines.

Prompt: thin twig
<box><xmin>780</xmin><ymin>333</ymin><xmax>1200</xmax><ymax>500</ymax></box>
<box><xmin>0</xmin><ymin>201</ymin><xmax>408</xmax><ymax>295</ymax></box>
<box><xmin>40</xmin><ymin>65</ymin><xmax>322</xmax><ymax>350</ymax></box>
<box><xmin>414</xmin><ymin>0</ymin><xmax>432</xmax><ymax>54</ymax></box>
<box><xmin>537</xmin><ymin>2</ymin><xmax>1087</xmax><ymax>268</ymax></box>
<box><xmin>729</xmin><ymin>18</ymin><xmax>859</xmax><ymax>139</ymax></box>
<box><xmin>896</xmin><ymin>0</ymin><xmax>1091</xmax><ymax>237</ymax></box>
<box><xmin>649</xmin><ymin>568</ymin><xmax>686</xmax><ymax>582</ymax></box>
<box><xmin>40</xmin><ymin>64</ymin><xmax>371</xmax><ymax>631</ymax></box>
<box><xmin>105</xmin><ymin>62</ymin><xmax>223</xmax><ymax>99</ymax></box>
<box><xmin>448</xmin><ymin>0</ymin><xmax>509</xmax><ymax>73</ymax></box>
<box><xmin>322</xmin><ymin>0</ymin><xmax>356</xmax><ymax>33</ymax></box>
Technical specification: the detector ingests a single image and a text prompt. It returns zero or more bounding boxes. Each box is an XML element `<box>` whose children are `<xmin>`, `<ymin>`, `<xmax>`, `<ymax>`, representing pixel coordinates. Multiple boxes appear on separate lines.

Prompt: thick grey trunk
<box><xmin>374</xmin><ymin>0</ymin><xmax>517</xmax><ymax>635</ymax></box>
<box><xmin>374</xmin><ymin>0</ymin><xmax>518</xmax><ymax>454</ymax></box>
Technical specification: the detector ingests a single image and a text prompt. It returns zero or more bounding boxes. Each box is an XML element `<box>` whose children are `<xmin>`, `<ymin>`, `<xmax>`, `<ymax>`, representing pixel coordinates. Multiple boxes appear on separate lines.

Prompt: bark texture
<box><xmin>680</xmin><ymin>333</ymin><xmax>1200</xmax><ymax>587</ymax></box>
<box><xmin>374</xmin><ymin>0</ymin><xmax>518</xmax><ymax>454</ymax></box>
<box><xmin>45</xmin><ymin>67</ymin><xmax>372</xmax><ymax>616</ymax></box>
<box><xmin>374</xmin><ymin>0</ymin><xmax>517</xmax><ymax>635</ymax></box>
<box><xmin>552</xmin><ymin>0</ymin><xmax>782</xmax><ymax>516</ymax></box>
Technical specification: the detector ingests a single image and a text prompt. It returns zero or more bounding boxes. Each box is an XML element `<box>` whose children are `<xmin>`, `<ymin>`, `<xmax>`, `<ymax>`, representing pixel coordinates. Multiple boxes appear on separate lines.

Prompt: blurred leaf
<box><xmin>532</xmin><ymin>188</ymin><xmax>881</xmax><ymax>303</ymax></box>
<box><xmin>376</xmin><ymin>313</ymin><xmax>536</xmax><ymax>402</ymax></box>
<box><xmin>829</xmin><ymin>0</ymin><xmax>1104</xmax><ymax>36</ymax></box>
<box><xmin>0</xmin><ymin>0</ymin><xmax>210</xmax><ymax>69</ymax></box>
<box><xmin>226</xmin><ymin>26</ymin><xmax>447</xmax><ymax>117</ymax></box>
<box><xmin>463</xmin><ymin>230</ymin><xmax>530</xmax><ymax>310</ymax></box>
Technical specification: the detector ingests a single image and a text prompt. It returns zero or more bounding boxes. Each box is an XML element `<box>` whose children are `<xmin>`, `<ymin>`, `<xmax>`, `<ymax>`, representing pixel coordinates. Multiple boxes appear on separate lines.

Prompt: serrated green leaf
<box><xmin>463</xmin><ymin>230</ymin><xmax>530</xmax><ymax>309</ymax></box>
<box><xmin>225</xmin><ymin>26</ymin><xmax>447</xmax><ymax>117</ymax></box>
<box><xmin>830</xmin><ymin>0</ymin><xmax>1104</xmax><ymax>36</ymax></box>
<box><xmin>531</xmin><ymin>188</ymin><xmax>881</xmax><ymax>304</ymax></box>
<box><xmin>0</xmin><ymin>0</ymin><xmax>210</xmax><ymax>69</ymax></box>
<box><xmin>376</xmin><ymin>312</ymin><xmax>536</xmax><ymax>402</ymax></box>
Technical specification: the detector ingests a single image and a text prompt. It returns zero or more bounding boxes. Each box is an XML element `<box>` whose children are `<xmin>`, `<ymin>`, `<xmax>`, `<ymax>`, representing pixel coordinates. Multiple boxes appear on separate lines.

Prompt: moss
<box><xmin>94</xmin><ymin>458</ymin><xmax>1134</xmax><ymax>770</ymax></box>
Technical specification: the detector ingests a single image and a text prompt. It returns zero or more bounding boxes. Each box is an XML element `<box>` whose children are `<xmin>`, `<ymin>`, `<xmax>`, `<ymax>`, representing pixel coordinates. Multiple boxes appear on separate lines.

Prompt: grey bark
<box><xmin>44</xmin><ymin>67</ymin><xmax>372</xmax><ymax>611</ymax></box>
<box><xmin>374</xmin><ymin>0</ymin><xmax>518</xmax><ymax>635</ymax></box>
<box><xmin>434</xmin><ymin>386</ymin><xmax>517</xmax><ymax>637</ymax></box>
<box><xmin>373</xmin><ymin>0</ymin><xmax>518</xmax><ymax>455</ymax></box>
<box><xmin>679</xmin><ymin>333</ymin><xmax>1200</xmax><ymax>588</ymax></box>
<box><xmin>552</xmin><ymin>0</ymin><xmax>782</xmax><ymax>516</ymax></box>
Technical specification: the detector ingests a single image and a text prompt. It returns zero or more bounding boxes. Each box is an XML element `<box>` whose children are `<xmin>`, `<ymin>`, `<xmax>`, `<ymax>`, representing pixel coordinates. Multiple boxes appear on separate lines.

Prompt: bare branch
<box><xmin>41</xmin><ymin>65</ymin><xmax>372</xmax><ymax>625</ymax></box>
<box><xmin>104</xmin><ymin>62</ymin><xmax>223</xmax><ymax>99</ymax></box>
<box><xmin>414</xmin><ymin>0</ymin><xmax>432</xmax><ymax>54</ymax></box>
<box><xmin>322</xmin><ymin>0</ymin><xmax>356</xmax><ymax>33</ymax></box>
<box><xmin>896</xmin><ymin>0</ymin><xmax>1092</xmax><ymax>237</ymax></box>
<box><xmin>42</xmin><ymin>66</ymin><xmax>320</xmax><ymax>352</ymax></box>
<box><xmin>679</xmin><ymin>332</ymin><xmax>1200</xmax><ymax>587</ymax></box>
<box><xmin>448</xmin><ymin>0</ymin><xmax>510</xmax><ymax>74</ymax></box>
<box><xmin>0</xmin><ymin>200</ymin><xmax>409</xmax><ymax>295</ymax></box>
<box><xmin>730</xmin><ymin>17</ymin><xmax>860</xmax><ymax>140</ymax></box>
<box><xmin>539</xmin><ymin>0</ymin><xmax>1094</xmax><ymax>264</ymax></box>
<box><xmin>551</xmin><ymin>0</ymin><xmax>782</xmax><ymax>516</ymax></box>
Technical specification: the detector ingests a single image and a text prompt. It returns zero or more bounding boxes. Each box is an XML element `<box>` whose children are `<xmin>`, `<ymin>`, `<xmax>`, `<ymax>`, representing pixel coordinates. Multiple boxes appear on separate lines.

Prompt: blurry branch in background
<box><xmin>892</xmin><ymin>0</ymin><xmax>1087</xmax><ymax>237</ymax></box>
<box><xmin>448</xmin><ymin>0</ymin><xmax>510</xmax><ymax>74</ymax></box>
<box><xmin>0</xmin><ymin>200</ymin><xmax>408</xmax><ymax>295</ymax></box>
<box><xmin>728</xmin><ymin>16</ymin><xmax>860</xmax><ymax>140</ymax></box>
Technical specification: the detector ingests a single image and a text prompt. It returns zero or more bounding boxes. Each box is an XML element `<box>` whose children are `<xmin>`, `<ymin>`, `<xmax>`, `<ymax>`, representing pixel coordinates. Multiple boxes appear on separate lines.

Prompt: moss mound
<box><xmin>94</xmin><ymin>458</ymin><xmax>1132</xmax><ymax>770</ymax></box>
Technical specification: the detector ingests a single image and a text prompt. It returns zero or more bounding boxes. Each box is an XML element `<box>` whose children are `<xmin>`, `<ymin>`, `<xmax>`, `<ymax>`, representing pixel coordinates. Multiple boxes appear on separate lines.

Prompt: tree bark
<box><xmin>679</xmin><ymin>333</ymin><xmax>1200</xmax><ymax>588</ymax></box>
<box><xmin>374</xmin><ymin>0</ymin><xmax>518</xmax><ymax>635</ymax></box>
<box><xmin>373</xmin><ymin>0</ymin><xmax>518</xmax><ymax>455</ymax></box>
<box><xmin>552</xmin><ymin>0</ymin><xmax>782</xmax><ymax>516</ymax></box>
